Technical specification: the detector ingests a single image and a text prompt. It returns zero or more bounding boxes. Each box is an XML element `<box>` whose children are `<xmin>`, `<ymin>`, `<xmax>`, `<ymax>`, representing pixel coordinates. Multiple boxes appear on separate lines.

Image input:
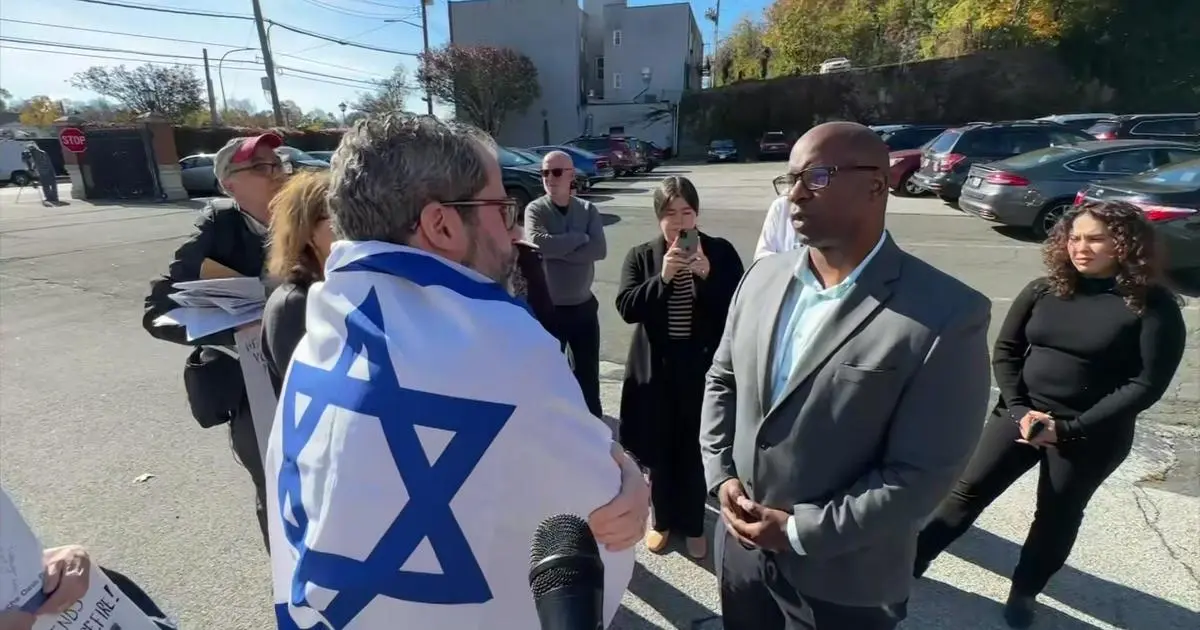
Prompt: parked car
<box><xmin>910</xmin><ymin>121</ymin><xmax>1093</xmax><ymax>201</ymax></box>
<box><xmin>819</xmin><ymin>57</ymin><xmax>852</xmax><ymax>74</ymax></box>
<box><xmin>878</xmin><ymin>124</ymin><xmax>951</xmax><ymax>152</ymax></box>
<box><xmin>646</xmin><ymin>141</ymin><xmax>668</xmax><ymax>161</ymax></box>
<box><xmin>1075</xmin><ymin>157</ymin><xmax>1200</xmax><ymax>280</ymax></box>
<box><xmin>956</xmin><ymin>140</ymin><xmax>1200</xmax><ymax>238</ymax></box>
<box><xmin>888</xmin><ymin>140</ymin><xmax>938</xmax><ymax>197</ymax></box>
<box><xmin>870</xmin><ymin>124</ymin><xmax>909</xmax><ymax>135</ymax></box>
<box><xmin>759</xmin><ymin>131</ymin><xmax>790</xmax><ymax>160</ymax></box>
<box><xmin>307</xmin><ymin>150</ymin><xmax>334</xmax><ymax>162</ymax></box>
<box><xmin>1084</xmin><ymin>113</ymin><xmax>1200</xmax><ymax>143</ymax></box>
<box><xmin>563</xmin><ymin>136</ymin><xmax>638</xmax><ymax>176</ymax></box>
<box><xmin>529</xmin><ymin>144</ymin><xmax>615</xmax><ymax>187</ymax></box>
<box><xmin>707</xmin><ymin>139</ymin><xmax>738</xmax><ymax>162</ymax></box>
<box><xmin>633</xmin><ymin>139</ymin><xmax>661</xmax><ymax>172</ymax></box>
<box><xmin>1036</xmin><ymin>113</ymin><xmax>1118</xmax><ymax>131</ymax></box>
<box><xmin>179</xmin><ymin>153</ymin><xmax>219</xmax><ymax>195</ymax></box>
<box><xmin>276</xmin><ymin>146</ymin><xmax>330</xmax><ymax>173</ymax></box>
<box><xmin>620</xmin><ymin>137</ymin><xmax>650</xmax><ymax>172</ymax></box>
<box><xmin>500</xmin><ymin>146</ymin><xmax>587</xmax><ymax>195</ymax></box>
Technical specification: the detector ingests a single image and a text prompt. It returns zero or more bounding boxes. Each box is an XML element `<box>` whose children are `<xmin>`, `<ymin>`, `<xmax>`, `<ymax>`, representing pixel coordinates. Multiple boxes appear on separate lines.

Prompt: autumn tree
<box><xmin>352</xmin><ymin>65</ymin><xmax>411</xmax><ymax>116</ymax></box>
<box><xmin>19</xmin><ymin>96</ymin><xmax>60</xmax><ymax>127</ymax></box>
<box><xmin>417</xmin><ymin>45</ymin><xmax>540</xmax><ymax>136</ymax></box>
<box><xmin>712</xmin><ymin>17</ymin><xmax>770</xmax><ymax>86</ymax></box>
<box><xmin>70</xmin><ymin>63</ymin><xmax>204</xmax><ymax>122</ymax></box>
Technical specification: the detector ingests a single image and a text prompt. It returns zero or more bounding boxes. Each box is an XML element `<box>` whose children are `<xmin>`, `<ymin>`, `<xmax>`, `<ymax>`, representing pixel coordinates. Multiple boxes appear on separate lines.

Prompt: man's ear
<box><xmin>415</xmin><ymin>203</ymin><xmax>463</xmax><ymax>250</ymax></box>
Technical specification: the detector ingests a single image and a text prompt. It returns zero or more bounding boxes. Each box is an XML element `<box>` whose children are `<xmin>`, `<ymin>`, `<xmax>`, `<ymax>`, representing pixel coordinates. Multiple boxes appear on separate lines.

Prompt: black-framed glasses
<box><xmin>229</xmin><ymin>161</ymin><xmax>283</xmax><ymax>177</ymax></box>
<box><xmin>772</xmin><ymin>165</ymin><xmax>880</xmax><ymax>195</ymax></box>
<box><xmin>541</xmin><ymin>167</ymin><xmax>573</xmax><ymax>178</ymax></box>
<box><xmin>441</xmin><ymin>198</ymin><xmax>520</xmax><ymax>229</ymax></box>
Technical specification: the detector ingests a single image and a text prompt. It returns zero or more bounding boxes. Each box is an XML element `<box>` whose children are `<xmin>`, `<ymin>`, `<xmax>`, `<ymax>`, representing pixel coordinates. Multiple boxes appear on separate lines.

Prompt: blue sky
<box><xmin>0</xmin><ymin>0</ymin><xmax>770</xmax><ymax>115</ymax></box>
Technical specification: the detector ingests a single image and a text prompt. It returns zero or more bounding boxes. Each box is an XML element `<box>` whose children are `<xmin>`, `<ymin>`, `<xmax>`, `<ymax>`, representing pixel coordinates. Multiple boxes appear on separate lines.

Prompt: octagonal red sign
<box><xmin>59</xmin><ymin>127</ymin><xmax>87</xmax><ymax>153</ymax></box>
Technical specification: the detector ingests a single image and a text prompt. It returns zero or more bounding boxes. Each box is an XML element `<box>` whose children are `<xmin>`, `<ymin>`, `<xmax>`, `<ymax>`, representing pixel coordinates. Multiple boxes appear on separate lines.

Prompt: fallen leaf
<box><xmin>133</xmin><ymin>473</ymin><xmax>156</xmax><ymax>483</ymax></box>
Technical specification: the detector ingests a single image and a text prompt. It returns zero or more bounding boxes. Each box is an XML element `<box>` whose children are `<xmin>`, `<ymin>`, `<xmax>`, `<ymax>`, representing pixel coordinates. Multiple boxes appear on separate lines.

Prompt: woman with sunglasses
<box><xmin>616</xmin><ymin>176</ymin><xmax>744</xmax><ymax>559</ymax></box>
<box><xmin>261</xmin><ymin>170</ymin><xmax>335</xmax><ymax>394</ymax></box>
<box><xmin>913</xmin><ymin>201</ymin><xmax>1187</xmax><ymax>628</ymax></box>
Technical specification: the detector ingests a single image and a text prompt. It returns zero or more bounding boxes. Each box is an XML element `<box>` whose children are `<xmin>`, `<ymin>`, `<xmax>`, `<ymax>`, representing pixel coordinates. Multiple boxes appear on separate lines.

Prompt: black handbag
<box><xmin>182</xmin><ymin>346</ymin><xmax>246</xmax><ymax>428</ymax></box>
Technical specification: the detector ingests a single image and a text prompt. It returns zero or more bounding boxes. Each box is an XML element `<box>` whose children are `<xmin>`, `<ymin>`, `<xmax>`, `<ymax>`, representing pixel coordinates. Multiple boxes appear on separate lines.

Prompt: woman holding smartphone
<box><xmin>615</xmin><ymin>176</ymin><xmax>744</xmax><ymax>559</ymax></box>
<box><xmin>913</xmin><ymin>201</ymin><xmax>1187</xmax><ymax>629</ymax></box>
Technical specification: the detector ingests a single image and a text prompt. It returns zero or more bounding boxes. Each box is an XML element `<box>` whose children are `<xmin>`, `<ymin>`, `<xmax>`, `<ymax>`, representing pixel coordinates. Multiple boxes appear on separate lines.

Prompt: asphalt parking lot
<box><xmin>0</xmin><ymin>162</ymin><xmax>1196</xmax><ymax>629</ymax></box>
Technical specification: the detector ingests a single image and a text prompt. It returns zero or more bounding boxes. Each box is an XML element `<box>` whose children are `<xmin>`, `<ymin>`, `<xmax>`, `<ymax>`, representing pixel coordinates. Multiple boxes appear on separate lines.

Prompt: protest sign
<box><xmin>1</xmin><ymin>490</ymin><xmax>159</xmax><ymax>630</ymax></box>
<box><xmin>234</xmin><ymin>324</ymin><xmax>279</xmax><ymax>462</ymax></box>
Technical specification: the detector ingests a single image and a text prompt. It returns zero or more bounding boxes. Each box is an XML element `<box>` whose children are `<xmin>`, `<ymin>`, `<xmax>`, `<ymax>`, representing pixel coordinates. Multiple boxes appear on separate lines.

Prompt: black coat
<box><xmin>614</xmin><ymin>232</ymin><xmax>744</xmax><ymax>466</ymax></box>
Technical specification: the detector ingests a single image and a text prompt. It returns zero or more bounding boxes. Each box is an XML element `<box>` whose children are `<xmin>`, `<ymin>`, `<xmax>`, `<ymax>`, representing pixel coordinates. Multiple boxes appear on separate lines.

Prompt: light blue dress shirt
<box><xmin>765</xmin><ymin>231</ymin><xmax>888</xmax><ymax>554</ymax></box>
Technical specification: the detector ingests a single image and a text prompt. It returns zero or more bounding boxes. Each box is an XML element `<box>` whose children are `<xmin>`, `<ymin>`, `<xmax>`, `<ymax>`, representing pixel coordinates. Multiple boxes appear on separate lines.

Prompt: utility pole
<box><xmin>251</xmin><ymin>0</ymin><xmax>284</xmax><ymax>126</ymax></box>
<box><xmin>202</xmin><ymin>48</ymin><xmax>219</xmax><ymax>125</ymax></box>
<box><xmin>421</xmin><ymin>0</ymin><xmax>433</xmax><ymax>115</ymax></box>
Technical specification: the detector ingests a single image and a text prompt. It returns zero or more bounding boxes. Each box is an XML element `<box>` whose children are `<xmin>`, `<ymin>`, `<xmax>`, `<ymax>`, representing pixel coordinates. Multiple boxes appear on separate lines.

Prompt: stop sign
<box><xmin>59</xmin><ymin>127</ymin><xmax>87</xmax><ymax>153</ymax></box>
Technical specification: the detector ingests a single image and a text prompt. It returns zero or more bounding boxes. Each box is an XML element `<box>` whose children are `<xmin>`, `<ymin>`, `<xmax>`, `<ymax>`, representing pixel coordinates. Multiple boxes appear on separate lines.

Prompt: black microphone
<box><xmin>528</xmin><ymin>514</ymin><xmax>605</xmax><ymax>630</ymax></box>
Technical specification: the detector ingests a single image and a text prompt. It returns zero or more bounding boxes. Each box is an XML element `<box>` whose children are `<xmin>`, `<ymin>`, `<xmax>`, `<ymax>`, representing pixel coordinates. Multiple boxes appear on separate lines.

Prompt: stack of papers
<box><xmin>154</xmin><ymin>277</ymin><xmax>268</xmax><ymax>341</ymax></box>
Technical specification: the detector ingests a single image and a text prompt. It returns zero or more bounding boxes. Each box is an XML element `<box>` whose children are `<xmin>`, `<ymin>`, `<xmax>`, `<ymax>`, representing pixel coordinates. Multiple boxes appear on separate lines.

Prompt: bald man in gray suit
<box><xmin>700</xmin><ymin>122</ymin><xmax>992</xmax><ymax>630</ymax></box>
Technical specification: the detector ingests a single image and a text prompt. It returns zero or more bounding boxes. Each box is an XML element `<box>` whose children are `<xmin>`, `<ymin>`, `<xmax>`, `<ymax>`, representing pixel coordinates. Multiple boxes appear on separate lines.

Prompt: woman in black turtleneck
<box><xmin>914</xmin><ymin>201</ymin><xmax>1187</xmax><ymax>629</ymax></box>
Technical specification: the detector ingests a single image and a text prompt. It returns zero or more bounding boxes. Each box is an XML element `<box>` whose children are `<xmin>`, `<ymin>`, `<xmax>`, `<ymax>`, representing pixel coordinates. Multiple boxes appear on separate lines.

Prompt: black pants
<box><xmin>915</xmin><ymin>410</ymin><xmax>1133</xmax><ymax>595</ymax></box>
<box><xmin>717</xmin><ymin>528</ymin><xmax>907</xmax><ymax>630</ymax></box>
<box><xmin>38</xmin><ymin>170</ymin><xmax>59</xmax><ymax>203</ymax></box>
<box><xmin>102</xmin><ymin>567</ymin><xmax>176</xmax><ymax>628</ymax></box>
<box><xmin>555</xmin><ymin>295</ymin><xmax>602</xmax><ymax>417</ymax></box>
<box><xmin>229</xmin><ymin>406</ymin><xmax>270</xmax><ymax>551</ymax></box>
<box><xmin>648</xmin><ymin>340</ymin><xmax>708</xmax><ymax>538</ymax></box>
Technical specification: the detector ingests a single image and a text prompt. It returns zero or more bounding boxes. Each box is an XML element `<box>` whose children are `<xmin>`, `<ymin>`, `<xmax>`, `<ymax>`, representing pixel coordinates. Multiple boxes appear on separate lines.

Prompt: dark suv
<box><xmin>911</xmin><ymin>121</ymin><xmax>1093</xmax><ymax>201</ymax></box>
<box><xmin>1085</xmin><ymin>113</ymin><xmax>1200</xmax><ymax>143</ymax></box>
<box><xmin>877</xmin><ymin>124</ymin><xmax>950</xmax><ymax>151</ymax></box>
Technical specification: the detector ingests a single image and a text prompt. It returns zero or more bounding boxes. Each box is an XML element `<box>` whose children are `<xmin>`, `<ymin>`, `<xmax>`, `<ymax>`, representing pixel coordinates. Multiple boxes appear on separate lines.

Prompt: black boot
<box><xmin>1003</xmin><ymin>587</ymin><xmax>1037</xmax><ymax>629</ymax></box>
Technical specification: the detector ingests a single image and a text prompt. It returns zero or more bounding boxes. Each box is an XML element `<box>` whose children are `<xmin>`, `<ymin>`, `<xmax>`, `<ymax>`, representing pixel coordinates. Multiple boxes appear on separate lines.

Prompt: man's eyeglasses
<box><xmin>541</xmin><ymin>167</ymin><xmax>573</xmax><ymax>178</ymax></box>
<box><xmin>772</xmin><ymin>165</ymin><xmax>880</xmax><ymax>195</ymax></box>
<box><xmin>229</xmin><ymin>161</ymin><xmax>283</xmax><ymax>177</ymax></box>
<box><xmin>441</xmin><ymin>198</ymin><xmax>520</xmax><ymax>229</ymax></box>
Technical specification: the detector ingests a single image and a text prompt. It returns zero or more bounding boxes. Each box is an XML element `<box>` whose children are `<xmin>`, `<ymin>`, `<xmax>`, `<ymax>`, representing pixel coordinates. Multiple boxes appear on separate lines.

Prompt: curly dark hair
<box><xmin>1042</xmin><ymin>200</ymin><xmax>1162</xmax><ymax>314</ymax></box>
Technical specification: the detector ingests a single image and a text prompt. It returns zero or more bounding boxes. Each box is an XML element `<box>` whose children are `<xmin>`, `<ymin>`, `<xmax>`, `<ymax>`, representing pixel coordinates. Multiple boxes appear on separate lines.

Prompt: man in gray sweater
<box><xmin>524</xmin><ymin>150</ymin><xmax>607</xmax><ymax>417</ymax></box>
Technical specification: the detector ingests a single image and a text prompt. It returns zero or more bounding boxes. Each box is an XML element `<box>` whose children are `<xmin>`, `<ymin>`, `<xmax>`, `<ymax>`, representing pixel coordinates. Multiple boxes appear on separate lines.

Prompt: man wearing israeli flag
<box><xmin>266</xmin><ymin>114</ymin><xmax>646</xmax><ymax>630</ymax></box>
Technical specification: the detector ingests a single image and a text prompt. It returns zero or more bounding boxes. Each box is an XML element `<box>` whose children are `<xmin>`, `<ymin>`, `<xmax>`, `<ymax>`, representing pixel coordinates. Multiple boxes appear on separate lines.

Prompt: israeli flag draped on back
<box><xmin>266</xmin><ymin>241</ymin><xmax>635</xmax><ymax>629</ymax></box>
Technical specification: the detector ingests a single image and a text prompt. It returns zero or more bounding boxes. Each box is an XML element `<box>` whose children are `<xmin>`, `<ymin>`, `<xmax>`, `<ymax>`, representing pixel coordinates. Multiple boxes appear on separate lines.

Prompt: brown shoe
<box><xmin>645</xmin><ymin>530</ymin><xmax>669</xmax><ymax>553</ymax></box>
<box><xmin>685</xmin><ymin>536</ymin><xmax>707</xmax><ymax>559</ymax></box>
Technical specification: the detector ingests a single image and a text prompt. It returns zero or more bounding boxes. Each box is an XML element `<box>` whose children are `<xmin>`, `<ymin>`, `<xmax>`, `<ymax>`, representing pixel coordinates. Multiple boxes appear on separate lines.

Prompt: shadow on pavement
<box><xmin>581</xmin><ymin>193</ymin><xmax>615</xmax><ymax>203</ymax></box>
<box><xmin>948</xmin><ymin>526</ymin><xmax>1198</xmax><ymax>629</ymax></box>
<box><xmin>991</xmin><ymin>225</ymin><xmax>1043</xmax><ymax>244</ymax></box>
<box><xmin>615</xmin><ymin>562</ymin><xmax>716</xmax><ymax>629</ymax></box>
<box><xmin>601</xmin><ymin>213</ymin><xmax>622</xmax><ymax>227</ymax></box>
<box><xmin>909</xmin><ymin>578</ymin><xmax>1103</xmax><ymax>629</ymax></box>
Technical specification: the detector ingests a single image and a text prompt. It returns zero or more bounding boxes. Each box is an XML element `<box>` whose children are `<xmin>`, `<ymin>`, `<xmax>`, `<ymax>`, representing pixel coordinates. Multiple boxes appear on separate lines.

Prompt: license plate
<box><xmin>968</xmin><ymin>176</ymin><xmax>982</xmax><ymax>187</ymax></box>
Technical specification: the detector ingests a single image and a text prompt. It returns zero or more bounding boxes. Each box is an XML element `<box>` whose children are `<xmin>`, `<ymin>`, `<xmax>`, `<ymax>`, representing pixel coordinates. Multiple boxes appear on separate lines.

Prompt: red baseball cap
<box><xmin>215</xmin><ymin>132</ymin><xmax>284</xmax><ymax>180</ymax></box>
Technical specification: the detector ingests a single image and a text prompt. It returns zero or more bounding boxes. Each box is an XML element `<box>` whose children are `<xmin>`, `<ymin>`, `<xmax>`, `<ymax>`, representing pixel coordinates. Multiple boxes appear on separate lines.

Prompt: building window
<box><xmin>595</xmin><ymin>56</ymin><xmax>605</xmax><ymax>81</ymax></box>
<box><xmin>612</xmin><ymin>72</ymin><xmax>622</xmax><ymax>90</ymax></box>
<box><xmin>612</xmin><ymin>30</ymin><xmax>622</xmax><ymax>46</ymax></box>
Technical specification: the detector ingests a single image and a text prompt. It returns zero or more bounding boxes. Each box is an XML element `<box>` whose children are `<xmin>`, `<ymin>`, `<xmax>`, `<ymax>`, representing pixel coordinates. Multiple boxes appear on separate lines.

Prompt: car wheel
<box><xmin>1033</xmin><ymin>202</ymin><xmax>1072</xmax><ymax>240</ymax></box>
<box><xmin>507</xmin><ymin>187</ymin><xmax>532</xmax><ymax>223</ymax></box>
<box><xmin>895</xmin><ymin>171</ymin><xmax>923</xmax><ymax>197</ymax></box>
<box><xmin>12</xmin><ymin>171</ymin><xmax>31</xmax><ymax>187</ymax></box>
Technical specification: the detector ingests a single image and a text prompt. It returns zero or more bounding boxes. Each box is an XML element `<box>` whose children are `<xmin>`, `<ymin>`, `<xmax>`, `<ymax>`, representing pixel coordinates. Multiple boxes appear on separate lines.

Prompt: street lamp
<box><xmin>218</xmin><ymin>47</ymin><xmax>256</xmax><ymax>115</ymax></box>
<box><xmin>338</xmin><ymin>102</ymin><xmax>347</xmax><ymax>125</ymax></box>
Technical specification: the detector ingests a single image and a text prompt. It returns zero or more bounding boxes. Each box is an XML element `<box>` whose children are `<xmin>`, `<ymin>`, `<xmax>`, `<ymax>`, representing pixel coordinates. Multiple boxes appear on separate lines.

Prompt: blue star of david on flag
<box><xmin>276</xmin><ymin>287</ymin><xmax>514</xmax><ymax>629</ymax></box>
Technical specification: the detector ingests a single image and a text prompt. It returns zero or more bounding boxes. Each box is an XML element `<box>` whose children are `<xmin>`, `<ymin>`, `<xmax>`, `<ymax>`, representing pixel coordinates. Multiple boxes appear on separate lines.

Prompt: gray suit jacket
<box><xmin>700</xmin><ymin>235</ymin><xmax>992</xmax><ymax>607</ymax></box>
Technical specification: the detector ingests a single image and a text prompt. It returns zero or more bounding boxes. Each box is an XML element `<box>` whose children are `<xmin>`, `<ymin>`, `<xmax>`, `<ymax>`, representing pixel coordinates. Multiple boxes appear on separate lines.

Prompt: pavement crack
<box><xmin>1</xmin><ymin>273</ymin><xmax>126</xmax><ymax>300</ymax></box>
<box><xmin>1130</xmin><ymin>485</ymin><xmax>1200</xmax><ymax>590</ymax></box>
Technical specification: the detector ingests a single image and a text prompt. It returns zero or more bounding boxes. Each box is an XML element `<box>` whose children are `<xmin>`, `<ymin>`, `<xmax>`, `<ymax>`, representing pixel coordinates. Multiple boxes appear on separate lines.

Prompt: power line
<box><xmin>0</xmin><ymin>37</ymin><xmax>380</xmax><ymax>88</ymax></box>
<box><xmin>0</xmin><ymin>17</ymin><xmax>387</xmax><ymax>79</ymax></box>
<box><xmin>0</xmin><ymin>44</ymin><xmax>378</xmax><ymax>93</ymax></box>
<box><xmin>65</xmin><ymin>0</ymin><xmax>421</xmax><ymax>56</ymax></box>
<box><xmin>297</xmin><ymin>0</ymin><xmax>420</xmax><ymax>21</ymax></box>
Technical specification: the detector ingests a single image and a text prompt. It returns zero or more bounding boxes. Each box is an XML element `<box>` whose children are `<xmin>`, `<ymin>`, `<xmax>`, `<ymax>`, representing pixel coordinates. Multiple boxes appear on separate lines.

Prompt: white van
<box><xmin>0</xmin><ymin>139</ymin><xmax>34</xmax><ymax>186</ymax></box>
<box><xmin>819</xmin><ymin>58</ymin><xmax>853</xmax><ymax>74</ymax></box>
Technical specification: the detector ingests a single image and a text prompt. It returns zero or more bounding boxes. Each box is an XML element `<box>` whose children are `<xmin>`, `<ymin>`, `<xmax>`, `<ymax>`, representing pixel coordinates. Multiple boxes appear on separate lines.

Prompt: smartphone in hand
<box><xmin>676</xmin><ymin>228</ymin><xmax>698</xmax><ymax>252</ymax></box>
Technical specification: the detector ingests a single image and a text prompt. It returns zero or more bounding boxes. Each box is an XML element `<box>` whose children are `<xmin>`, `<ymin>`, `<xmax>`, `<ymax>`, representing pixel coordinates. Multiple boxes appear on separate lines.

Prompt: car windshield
<box><xmin>711</xmin><ymin>140</ymin><xmax>735</xmax><ymax>149</ymax></box>
<box><xmin>763</xmin><ymin>133</ymin><xmax>785</xmax><ymax>142</ymax></box>
<box><xmin>497</xmin><ymin>147</ymin><xmax>535</xmax><ymax>167</ymax></box>
<box><xmin>994</xmin><ymin>146</ymin><xmax>1080</xmax><ymax>169</ymax></box>
<box><xmin>1084</xmin><ymin>121</ymin><xmax>1120</xmax><ymax>136</ymax></box>
<box><xmin>508</xmin><ymin>148</ymin><xmax>541</xmax><ymax>163</ymax></box>
<box><xmin>927</xmin><ymin>130</ymin><xmax>961</xmax><ymax>153</ymax></box>
<box><xmin>1136</xmin><ymin>158</ymin><xmax>1200</xmax><ymax>185</ymax></box>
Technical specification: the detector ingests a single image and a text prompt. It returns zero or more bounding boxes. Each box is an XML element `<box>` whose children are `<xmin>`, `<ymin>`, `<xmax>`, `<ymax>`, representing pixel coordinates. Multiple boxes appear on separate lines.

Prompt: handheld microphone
<box><xmin>528</xmin><ymin>514</ymin><xmax>605</xmax><ymax>630</ymax></box>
